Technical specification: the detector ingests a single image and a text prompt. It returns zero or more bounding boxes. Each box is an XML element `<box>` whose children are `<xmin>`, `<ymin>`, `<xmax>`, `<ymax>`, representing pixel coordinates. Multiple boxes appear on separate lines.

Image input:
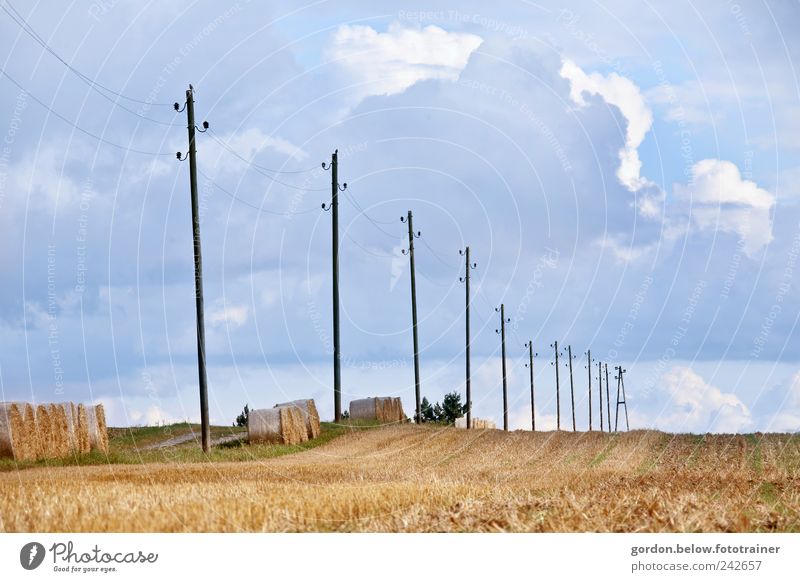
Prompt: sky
<box><xmin>1</xmin><ymin>0</ymin><xmax>799</xmax><ymax>433</ymax></box>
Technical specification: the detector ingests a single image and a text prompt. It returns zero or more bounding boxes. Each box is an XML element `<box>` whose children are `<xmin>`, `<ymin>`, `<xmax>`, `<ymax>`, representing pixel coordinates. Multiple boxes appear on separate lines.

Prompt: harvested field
<box><xmin>0</xmin><ymin>426</ymin><xmax>798</xmax><ymax>532</ymax></box>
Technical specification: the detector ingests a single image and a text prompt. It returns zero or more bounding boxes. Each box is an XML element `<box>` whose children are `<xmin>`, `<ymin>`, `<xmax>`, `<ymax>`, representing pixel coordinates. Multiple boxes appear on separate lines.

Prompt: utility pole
<box><xmin>525</xmin><ymin>341</ymin><xmax>537</xmax><ymax>431</ymax></box>
<box><xmin>495</xmin><ymin>305</ymin><xmax>510</xmax><ymax>431</ymax></box>
<box><xmin>322</xmin><ymin>151</ymin><xmax>346</xmax><ymax>422</ymax></box>
<box><xmin>551</xmin><ymin>341</ymin><xmax>561</xmax><ymax>430</ymax></box>
<box><xmin>605</xmin><ymin>363</ymin><xmax>611</xmax><ymax>432</ymax></box>
<box><xmin>586</xmin><ymin>349</ymin><xmax>593</xmax><ymax>431</ymax></box>
<box><xmin>615</xmin><ymin>366</ymin><xmax>630</xmax><ymax>432</ymax></box>
<box><xmin>401</xmin><ymin>211</ymin><xmax>421</xmax><ymax>424</ymax></box>
<box><xmin>175</xmin><ymin>85</ymin><xmax>210</xmax><ymax>453</ymax></box>
<box><xmin>459</xmin><ymin>247</ymin><xmax>476</xmax><ymax>429</ymax></box>
<box><xmin>598</xmin><ymin>360</ymin><xmax>604</xmax><ymax>432</ymax></box>
<box><xmin>566</xmin><ymin>345</ymin><xmax>576</xmax><ymax>431</ymax></box>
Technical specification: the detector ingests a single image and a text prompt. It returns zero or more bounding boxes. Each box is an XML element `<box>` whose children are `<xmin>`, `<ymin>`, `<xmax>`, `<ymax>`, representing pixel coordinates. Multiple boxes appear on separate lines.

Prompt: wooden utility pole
<box><xmin>322</xmin><ymin>151</ymin><xmax>346</xmax><ymax>422</ymax></box>
<box><xmin>605</xmin><ymin>363</ymin><xmax>611</xmax><ymax>431</ymax></box>
<box><xmin>525</xmin><ymin>341</ymin><xmax>537</xmax><ymax>431</ymax></box>
<box><xmin>598</xmin><ymin>360</ymin><xmax>604</xmax><ymax>432</ymax></box>
<box><xmin>551</xmin><ymin>341</ymin><xmax>561</xmax><ymax>430</ymax></box>
<box><xmin>496</xmin><ymin>305</ymin><xmax>510</xmax><ymax>431</ymax></box>
<box><xmin>176</xmin><ymin>85</ymin><xmax>210</xmax><ymax>453</ymax></box>
<box><xmin>459</xmin><ymin>247</ymin><xmax>476</xmax><ymax>428</ymax></box>
<box><xmin>402</xmin><ymin>211</ymin><xmax>421</xmax><ymax>423</ymax></box>
<box><xmin>566</xmin><ymin>345</ymin><xmax>576</xmax><ymax>431</ymax></box>
<box><xmin>586</xmin><ymin>350</ymin><xmax>593</xmax><ymax>431</ymax></box>
<box><xmin>615</xmin><ymin>366</ymin><xmax>630</xmax><ymax>432</ymax></box>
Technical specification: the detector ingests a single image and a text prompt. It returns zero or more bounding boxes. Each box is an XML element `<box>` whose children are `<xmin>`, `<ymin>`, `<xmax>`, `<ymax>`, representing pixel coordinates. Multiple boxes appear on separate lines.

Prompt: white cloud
<box><xmin>655</xmin><ymin>366</ymin><xmax>753</xmax><ymax>433</ymax></box>
<box><xmin>509</xmin><ymin>405</ymin><xmax>557</xmax><ymax>431</ymax></box>
<box><xmin>597</xmin><ymin>218</ymin><xmax>689</xmax><ymax>264</ymax></box>
<box><xmin>646</xmin><ymin>80</ymin><xmax>722</xmax><ymax>127</ymax></box>
<box><xmin>560</xmin><ymin>59</ymin><xmax>654</xmax><ymax>193</ymax></box>
<box><xmin>327</xmin><ymin>22</ymin><xmax>483</xmax><ymax>102</ymax></box>
<box><xmin>598</xmin><ymin>237</ymin><xmax>658</xmax><ymax>263</ymax></box>
<box><xmin>208</xmin><ymin>302</ymin><xmax>249</xmax><ymax>328</ymax></box>
<box><xmin>675</xmin><ymin>159</ymin><xmax>775</xmax><ymax>255</ymax></box>
<box><xmin>205</xmin><ymin>127</ymin><xmax>309</xmax><ymax>174</ymax></box>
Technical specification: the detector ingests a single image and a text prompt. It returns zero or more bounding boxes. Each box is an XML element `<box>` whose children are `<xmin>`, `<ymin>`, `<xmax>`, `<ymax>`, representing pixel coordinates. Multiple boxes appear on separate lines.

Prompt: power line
<box><xmin>343</xmin><ymin>191</ymin><xmax>397</xmax><ymax>238</ymax></box>
<box><xmin>197</xmin><ymin>169</ymin><xmax>319</xmax><ymax>216</ymax></box>
<box><xmin>1</xmin><ymin>1</ymin><xmax>173</xmax><ymax>107</ymax></box>
<box><xmin>418</xmin><ymin>236</ymin><xmax>459</xmax><ymax>271</ymax></box>
<box><xmin>0</xmin><ymin>66</ymin><xmax>173</xmax><ymax>156</ymax></box>
<box><xmin>207</xmin><ymin>129</ymin><xmax>321</xmax><ymax>175</ymax></box>
<box><xmin>343</xmin><ymin>231</ymin><xmax>395</xmax><ymax>259</ymax></box>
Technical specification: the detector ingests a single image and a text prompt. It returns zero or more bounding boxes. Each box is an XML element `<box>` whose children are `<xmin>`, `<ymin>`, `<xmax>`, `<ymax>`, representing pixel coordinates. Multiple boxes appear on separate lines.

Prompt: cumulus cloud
<box><xmin>562</xmin><ymin>61</ymin><xmax>774</xmax><ymax>259</ymax></box>
<box><xmin>560</xmin><ymin>59</ymin><xmax>654</xmax><ymax>193</ymax></box>
<box><xmin>205</xmin><ymin>127</ymin><xmax>309</xmax><ymax>174</ymax></box>
<box><xmin>654</xmin><ymin>366</ymin><xmax>753</xmax><ymax>433</ymax></box>
<box><xmin>327</xmin><ymin>22</ymin><xmax>483</xmax><ymax>102</ymax></box>
<box><xmin>208</xmin><ymin>302</ymin><xmax>249</xmax><ymax>328</ymax></box>
<box><xmin>675</xmin><ymin>159</ymin><xmax>775</xmax><ymax>255</ymax></box>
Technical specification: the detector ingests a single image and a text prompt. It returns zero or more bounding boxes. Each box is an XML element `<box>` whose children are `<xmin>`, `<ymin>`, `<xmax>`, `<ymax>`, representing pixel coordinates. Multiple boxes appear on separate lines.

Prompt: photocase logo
<box><xmin>20</xmin><ymin>542</ymin><xmax>46</xmax><ymax>570</ymax></box>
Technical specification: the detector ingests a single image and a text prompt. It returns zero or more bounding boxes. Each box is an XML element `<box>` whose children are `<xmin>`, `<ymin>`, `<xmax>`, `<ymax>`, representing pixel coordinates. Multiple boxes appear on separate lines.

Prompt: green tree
<box><xmin>420</xmin><ymin>397</ymin><xmax>436</xmax><ymax>423</ymax></box>
<box><xmin>440</xmin><ymin>392</ymin><xmax>467</xmax><ymax>424</ymax></box>
<box><xmin>235</xmin><ymin>404</ymin><xmax>249</xmax><ymax>427</ymax></box>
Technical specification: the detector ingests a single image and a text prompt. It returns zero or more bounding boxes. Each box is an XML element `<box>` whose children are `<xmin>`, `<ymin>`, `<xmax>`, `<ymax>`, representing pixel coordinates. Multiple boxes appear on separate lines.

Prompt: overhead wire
<box><xmin>207</xmin><ymin>129</ymin><xmax>322</xmax><ymax>175</ymax></box>
<box><xmin>343</xmin><ymin>231</ymin><xmax>396</xmax><ymax>259</ymax></box>
<box><xmin>342</xmin><ymin>191</ymin><xmax>399</xmax><ymax>240</ymax></box>
<box><xmin>0</xmin><ymin>66</ymin><xmax>174</xmax><ymax>156</ymax></box>
<box><xmin>418</xmin><ymin>235</ymin><xmax>460</xmax><ymax>272</ymax></box>
<box><xmin>1</xmin><ymin>1</ymin><xmax>173</xmax><ymax>107</ymax></box>
<box><xmin>197</xmin><ymin>169</ymin><xmax>320</xmax><ymax>215</ymax></box>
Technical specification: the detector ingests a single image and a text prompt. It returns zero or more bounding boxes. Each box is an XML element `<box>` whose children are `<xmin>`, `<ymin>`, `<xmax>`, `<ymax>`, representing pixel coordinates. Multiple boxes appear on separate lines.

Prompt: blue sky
<box><xmin>1</xmin><ymin>0</ymin><xmax>799</xmax><ymax>432</ymax></box>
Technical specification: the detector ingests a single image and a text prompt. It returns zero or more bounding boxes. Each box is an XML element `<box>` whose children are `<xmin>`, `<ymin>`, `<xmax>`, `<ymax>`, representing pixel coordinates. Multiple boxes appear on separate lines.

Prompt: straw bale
<box><xmin>349</xmin><ymin>398</ymin><xmax>377</xmax><ymax>421</ymax></box>
<box><xmin>34</xmin><ymin>404</ymin><xmax>55</xmax><ymax>458</ymax></box>
<box><xmin>76</xmin><ymin>403</ymin><xmax>90</xmax><ymax>454</ymax></box>
<box><xmin>86</xmin><ymin>404</ymin><xmax>108</xmax><ymax>453</ymax></box>
<box><xmin>349</xmin><ymin>397</ymin><xmax>405</xmax><ymax>423</ymax></box>
<box><xmin>280</xmin><ymin>406</ymin><xmax>308</xmax><ymax>445</ymax></box>
<box><xmin>274</xmin><ymin>399</ymin><xmax>321</xmax><ymax>439</ymax></box>
<box><xmin>249</xmin><ymin>406</ymin><xmax>309</xmax><ymax>445</ymax></box>
<box><xmin>62</xmin><ymin>403</ymin><xmax>78</xmax><ymax>453</ymax></box>
<box><xmin>47</xmin><ymin>403</ymin><xmax>70</xmax><ymax>458</ymax></box>
<box><xmin>0</xmin><ymin>403</ymin><xmax>30</xmax><ymax>460</ymax></box>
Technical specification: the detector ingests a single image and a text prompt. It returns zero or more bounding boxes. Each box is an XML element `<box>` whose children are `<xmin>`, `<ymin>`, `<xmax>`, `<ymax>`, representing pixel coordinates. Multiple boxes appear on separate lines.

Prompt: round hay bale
<box><xmin>274</xmin><ymin>399</ymin><xmax>321</xmax><ymax>439</ymax></box>
<box><xmin>34</xmin><ymin>404</ymin><xmax>54</xmax><ymax>458</ymax></box>
<box><xmin>249</xmin><ymin>406</ymin><xmax>309</xmax><ymax>445</ymax></box>
<box><xmin>279</xmin><ymin>406</ymin><xmax>308</xmax><ymax>445</ymax></box>
<box><xmin>62</xmin><ymin>403</ymin><xmax>78</xmax><ymax>453</ymax></box>
<box><xmin>85</xmin><ymin>404</ymin><xmax>109</xmax><ymax>453</ymax></box>
<box><xmin>248</xmin><ymin>408</ymin><xmax>283</xmax><ymax>444</ymax></box>
<box><xmin>47</xmin><ymin>403</ymin><xmax>70</xmax><ymax>458</ymax></box>
<box><xmin>96</xmin><ymin>403</ymin><xmax>108</xmax><ymax>452</ymax></box>
<box><xmin>75</xmin><ymin>404</ymin><xmax>90</xmax><ymax>454</ymax></box>
<box><xmin>0</xmin><ymin>403</ymin><xmax>30</xmax><ymax>460</ymax></box>
<box><xmin>22</xmin><ymin>404</ymin><xmax>39</xmax><ymax>459</ymax></box>
<box><xmin>349</xmin><ymin>397</ymin><xmax>378</xmax><ymax>421</ymax></box>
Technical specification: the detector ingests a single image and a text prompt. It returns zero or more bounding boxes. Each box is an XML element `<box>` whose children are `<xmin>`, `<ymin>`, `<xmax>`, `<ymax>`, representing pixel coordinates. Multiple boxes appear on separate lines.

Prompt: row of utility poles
<box><xmin>320</xmin><ymin>147</ymin><xmax>631</xmax><ymax>433</ymax></box>
<box><xmin>177</xmin><ymin>109</ymin><xmax>630</xmax><ymax>450</ymax></box>
<box><xmin>494</xmin><ymin>307</ymin><xmax>630</xmax><ymax>433</ymax></box>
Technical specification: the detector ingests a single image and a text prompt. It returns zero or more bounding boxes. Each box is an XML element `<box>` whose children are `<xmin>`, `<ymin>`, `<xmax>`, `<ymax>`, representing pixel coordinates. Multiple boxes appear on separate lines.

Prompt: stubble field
<box><xmin>0</xmin><ymin>425</ymin><xmax>798</xmax><ymax>532</ymax></box>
